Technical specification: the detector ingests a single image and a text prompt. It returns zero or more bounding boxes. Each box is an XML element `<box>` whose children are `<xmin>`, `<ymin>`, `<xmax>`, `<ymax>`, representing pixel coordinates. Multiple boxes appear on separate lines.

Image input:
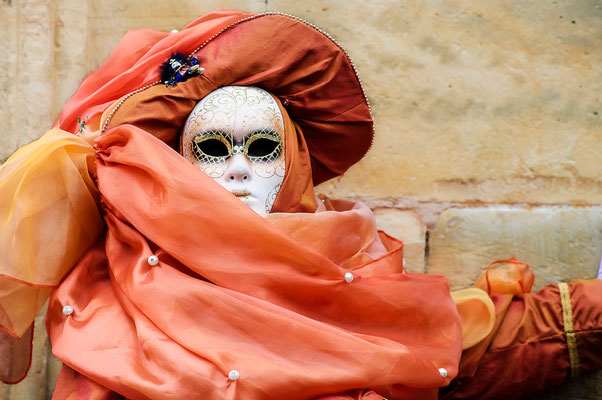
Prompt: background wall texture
<box><xmin>0</xmin><ymin>0</ymin><xmax>600</xmax><ymax>398</ymax></box>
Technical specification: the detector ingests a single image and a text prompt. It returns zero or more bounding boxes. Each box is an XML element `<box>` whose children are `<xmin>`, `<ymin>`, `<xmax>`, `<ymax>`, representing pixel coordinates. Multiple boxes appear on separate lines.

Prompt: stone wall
<box><xmin>1</xmin><ymin>0</ymin><xmax>600</xmax><ymax>399</ymax></box>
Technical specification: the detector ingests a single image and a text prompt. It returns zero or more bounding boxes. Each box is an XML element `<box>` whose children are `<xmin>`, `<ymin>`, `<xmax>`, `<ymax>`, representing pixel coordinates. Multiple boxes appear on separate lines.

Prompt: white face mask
<box><xmin>182</xmin><ymin>86</ymin><xmax>286</xmax><ymax>215</ymax></box>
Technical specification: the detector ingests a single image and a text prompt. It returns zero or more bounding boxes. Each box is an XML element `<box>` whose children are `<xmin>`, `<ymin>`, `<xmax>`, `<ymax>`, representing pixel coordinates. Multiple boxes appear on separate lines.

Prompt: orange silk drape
<box><xmin>45</xmin><ymin>123</ymin><xmax>463</xmax><ymax>400</ymax></box>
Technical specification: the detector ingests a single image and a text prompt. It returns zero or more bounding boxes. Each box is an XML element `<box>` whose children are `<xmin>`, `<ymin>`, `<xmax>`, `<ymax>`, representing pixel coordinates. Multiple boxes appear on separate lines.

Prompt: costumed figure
<box><xmin>0</xmin><ymin>10</ymin><xmax>600</xmax><ymax>400</ymax></box>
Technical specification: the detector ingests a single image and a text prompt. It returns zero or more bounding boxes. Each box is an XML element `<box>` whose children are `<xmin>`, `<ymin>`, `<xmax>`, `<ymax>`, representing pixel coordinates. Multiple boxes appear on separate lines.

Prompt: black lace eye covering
<box><xmin>191</xmin><ymin>129</ymin><xmax>282</xmax><ymax>165</ymax></box>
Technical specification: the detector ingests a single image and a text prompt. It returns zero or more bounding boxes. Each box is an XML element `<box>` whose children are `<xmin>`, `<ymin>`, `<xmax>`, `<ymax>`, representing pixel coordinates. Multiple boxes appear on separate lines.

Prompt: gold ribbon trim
<box><xmin>558</xmin><ymin>282</ymin><xmax>579</xmax><ymax>378</ymax></box>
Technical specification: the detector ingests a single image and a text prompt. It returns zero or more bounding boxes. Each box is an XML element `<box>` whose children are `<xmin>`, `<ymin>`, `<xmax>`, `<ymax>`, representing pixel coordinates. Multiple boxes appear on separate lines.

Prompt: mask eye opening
<box><xmin>191</xmin><ymin>131</ymin><xmax>232</xmax><ymax>164</ymax></box>
<box><xmin>245</xmin><ymin>130</ymin><xmax>282</xmax><ymax>163</ymax></box>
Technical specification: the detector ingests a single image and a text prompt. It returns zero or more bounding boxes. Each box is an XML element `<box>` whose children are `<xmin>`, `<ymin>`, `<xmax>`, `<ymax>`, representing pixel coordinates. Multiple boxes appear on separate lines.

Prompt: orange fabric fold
<box><xmin>0</xmin><ymin>324</ymin><xmax>33</xmax><ymax>384</ymax></box>
<box><xmin>474</xmin><ymin>258</ymin><xmax>535</xmax><ymax>296</ymax></box>
<box><xmin>53</xmin><ymin>364</ymin><xmax>125</xmax><ymax>400</ymax></box>
<box><xmin>450</xmin><ymin>288</ymin><xmax>495</xmax><ymax>350</ymax></box>
<box><xmin>442</xmin><ymin>258</ymin><xmax>602</xmax><ymax>399</ymax></box>
<box><xmin>47</xmin><ymin>123</ymin><xmax>462</xmax><ymax>400</ymax></box>
<box><xmin>444</xmin><ymin>279</ymin><xmax>602</xmax><ymax>400</ymax></box>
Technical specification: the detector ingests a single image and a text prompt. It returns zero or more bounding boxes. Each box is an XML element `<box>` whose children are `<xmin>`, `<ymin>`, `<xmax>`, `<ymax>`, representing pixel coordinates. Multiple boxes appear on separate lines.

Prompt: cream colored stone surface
<box><xmin>0</xmin><ymin>0</ymin><xmax>55</xmax><ymax>163</ymax></box>
<box><xmin>46</xmin><ymin>354</ymin><xmax>61</xmax><ymax>398</ymax></box>
<box><xmin>428</xmin><ymin>206</ymin><xmax>602</xmax><ymax>290</ymax></box>
<box><xmin>373</xmin><ymin>208</ymin><xmax>426</xmax><ymax>273</ymax></box>
<box><xmin>293</xmin><ymin>0</ymin><xmax>602</xmax><ymax>205</ymax></box>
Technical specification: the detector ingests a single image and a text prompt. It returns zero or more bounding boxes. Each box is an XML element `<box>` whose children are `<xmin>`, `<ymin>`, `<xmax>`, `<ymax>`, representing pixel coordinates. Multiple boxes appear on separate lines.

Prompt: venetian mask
<box><xmin>182</xmin><ymin>86</ymin><xmax>286</xmax><ymax>215</ymax></box>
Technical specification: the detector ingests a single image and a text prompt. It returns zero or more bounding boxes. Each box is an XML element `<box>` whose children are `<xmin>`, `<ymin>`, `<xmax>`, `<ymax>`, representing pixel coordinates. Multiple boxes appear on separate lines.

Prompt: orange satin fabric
<box><xmin>270</xmin><ymin>98</ymin><xmax>317</xmax><ymax>213</ymax></box>
<box><xmin>444</xmin><ymin>279</ymin><xmax>602</xmax><ymax>400</ymax></box>
<box><xmin>0</xmin><ymin>325</ymin><xmax>32</xmax><ymax>384</ymax></box>
<box><xmin>54</xmin><ymin>364</ymin><xmax>385</xmax><ymax>400</ymax></box>
<box><xmin>442</xmin><ymin>260</ymin><xmax>602</xmax><ymax>400</ymax></box>
<box><xmin>46</xmin><ymin>123</ymin><xmax>462</xmax><ymax>400</ymax></box>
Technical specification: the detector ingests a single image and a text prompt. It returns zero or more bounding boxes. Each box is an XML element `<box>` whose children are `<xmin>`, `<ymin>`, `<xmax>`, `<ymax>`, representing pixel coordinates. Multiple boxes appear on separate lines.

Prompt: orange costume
<box><xmin>0</xmin><ymin>10</ymin><xmax>600</xmax><ymax>400</ymax></box>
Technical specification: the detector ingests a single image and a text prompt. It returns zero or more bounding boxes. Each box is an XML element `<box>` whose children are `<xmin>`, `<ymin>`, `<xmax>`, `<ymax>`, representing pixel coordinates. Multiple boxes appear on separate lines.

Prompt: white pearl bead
<box><xmin>344</xmin><ymin>272</ymin><xmax>354</xmax><ymax>283</ymax></box>
<box><xmin>171</xmin><ymin>29</ymin><xmax>179</xmax><ymax>33</ymax></box>
<box><xmin>62</xmin><ymin>305</ymin><xmax>73</xmax><ymax>316</ymax></box>
<box><xmin>228</xmin><ymin>370</ymin><xmax>240</xmax><ymax>381</ymax></box>
<box><xmin>438</xmin><ymin>367</ymin><xmax>448</xmax><ymax>378</ymax></box>
<box><xmin>147</xmin><ymin>255</ymin><xmax>159</xmax><ymax>266</ymax></box>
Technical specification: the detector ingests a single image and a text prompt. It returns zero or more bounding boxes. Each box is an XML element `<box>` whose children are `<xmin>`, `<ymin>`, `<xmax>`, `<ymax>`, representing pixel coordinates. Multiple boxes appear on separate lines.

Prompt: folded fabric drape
<box><xmin>442</xmin><ymin>262</ymin><xmax>602</xmax><ymax>400</ymax></box>
<box><xmin>44</xmin><ymin>123</ymin><xmax>462</xmax><ymax>400</ymax></box>
<box><xmin>0</xmin><ymin>129</ymin><xmax>101</xmax><ymax>338</ymax></box>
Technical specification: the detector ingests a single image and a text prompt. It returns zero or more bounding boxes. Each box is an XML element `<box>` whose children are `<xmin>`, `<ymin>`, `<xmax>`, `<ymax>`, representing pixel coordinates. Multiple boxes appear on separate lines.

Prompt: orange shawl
<box><xmin>43</xmin><ymin>119</ymin><xmax>462</xmax><ymax>399</ymax></box>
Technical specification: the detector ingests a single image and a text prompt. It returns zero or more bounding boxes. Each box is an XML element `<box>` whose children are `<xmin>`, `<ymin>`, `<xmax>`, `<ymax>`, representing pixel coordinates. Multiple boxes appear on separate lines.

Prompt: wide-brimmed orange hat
<box><xmin>97</xmin><ymin>12</ymin><xmax>373</xmax><ymax>185</ymax></box>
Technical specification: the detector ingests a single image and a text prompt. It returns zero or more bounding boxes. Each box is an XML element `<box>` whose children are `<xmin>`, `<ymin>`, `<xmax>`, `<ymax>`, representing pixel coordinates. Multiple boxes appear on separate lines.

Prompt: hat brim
<box><xmin>103</xmin><ymin>13</ymin><xmax>373</xmax><ymax>185</ymax></box>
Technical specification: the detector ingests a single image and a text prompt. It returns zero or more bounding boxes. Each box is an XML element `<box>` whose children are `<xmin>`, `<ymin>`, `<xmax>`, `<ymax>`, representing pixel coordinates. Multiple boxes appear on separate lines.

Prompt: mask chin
<box><xmin>181</xmin><ymin>86</ymin><xmax>286</xmax><ymax>215</ymax></box>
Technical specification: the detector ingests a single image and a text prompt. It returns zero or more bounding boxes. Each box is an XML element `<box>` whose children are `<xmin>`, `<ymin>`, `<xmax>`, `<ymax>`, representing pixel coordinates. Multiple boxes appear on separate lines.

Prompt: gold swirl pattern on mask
<box><xmin>202</xmin><ymin>165</ymin><xmax>226</xmax><ymax>178</ymax></box>
<box><xmin>254</xmin><ymin>160</ymin><xmax>285</xmax><ymax>179</ymax></box>
<box><xmin>265</xmin><ymin>183</ymin><xmax>282</xmax><ymax>213</ymax></box>
<box><xmin>188</xmin><ymin>86</ymin><xmax>274</xmax><ymax>133</ymax></box>
<box><xmin>184</xmin><ymin>91</ymin><xmax>236</xmax><ymax>134</ymax></box>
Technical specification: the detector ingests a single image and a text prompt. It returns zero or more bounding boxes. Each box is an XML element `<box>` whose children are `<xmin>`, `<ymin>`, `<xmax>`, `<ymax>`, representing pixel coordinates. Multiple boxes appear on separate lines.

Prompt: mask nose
<box><xmin>226</xmin><ymin>154</ymin><xmax>251</xmax><ymax>182</ymax></box>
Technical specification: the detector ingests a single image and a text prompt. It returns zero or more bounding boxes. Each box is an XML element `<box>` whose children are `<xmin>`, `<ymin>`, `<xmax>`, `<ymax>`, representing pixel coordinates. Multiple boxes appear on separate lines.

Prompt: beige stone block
<box><xmin>0</xmin><ymin>1</ymin><xmax>20</xmax><ymax>163</ymax></box>
<box><xmin>0</xmin><ymin>0</ymin><xmax>57</xmax><ymax>164</ymax></box>
<box><xmin>372</xmin><ymin>208</ymin><xmax>426</xmax><ymax>273</ymax></box>
<box><xmin>13</xmin><ymin>0</ymin><xmax>55</xmax><ymax>144</ymax></box>
<box><xmin>427</xmin><ymin>206</ymin><xmax>602</xmax><ymax>290</ymax></box>
<box><xmin>280</xmin><ymin>0</ymin><xmax>602</xmax><ymax>205</ymax></box>
<box><xmin>46</xmin><ymin>354</ymin><xmax>61</xmax><ymax>397</ymax></box>
<box><xmin>53</xmin><ymin>0</ymin><xmax>90</xmax><ymax>118</ymax></box>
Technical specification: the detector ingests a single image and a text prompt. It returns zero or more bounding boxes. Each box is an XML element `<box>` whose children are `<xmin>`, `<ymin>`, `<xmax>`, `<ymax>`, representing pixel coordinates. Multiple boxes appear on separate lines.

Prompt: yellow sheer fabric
<box><xmin>0</xmin><ymin>129</ymin><xmax>102</xmax><ymax>337</ymax></box>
